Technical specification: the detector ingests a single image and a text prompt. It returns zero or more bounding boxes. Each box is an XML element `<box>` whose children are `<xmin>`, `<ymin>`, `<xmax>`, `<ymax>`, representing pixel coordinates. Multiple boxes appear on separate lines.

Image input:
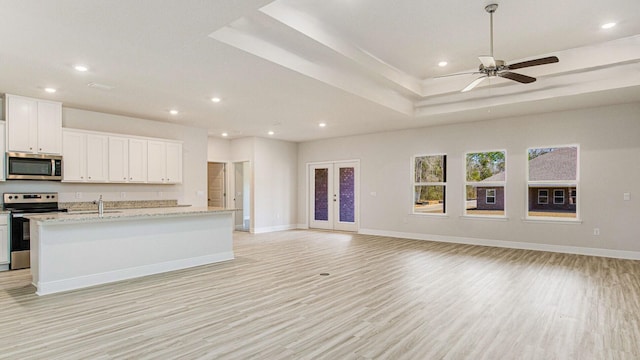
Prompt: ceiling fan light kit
<box><xmin>458</xmin><ymin>3</ymin><xmax>559</xmax><ymax>92</ymax></box>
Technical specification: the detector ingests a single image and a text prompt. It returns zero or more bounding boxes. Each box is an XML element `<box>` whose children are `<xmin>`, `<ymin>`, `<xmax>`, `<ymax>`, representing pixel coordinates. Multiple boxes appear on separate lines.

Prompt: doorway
<box><xmin>233</xmin><ymin>161</ymin><xmax>251</xmax><ymax>232</ymax></box>
<box><xmin>207</xmin><ymin>162</ymin><xmax>226</xmax><ymax>207</ymax></box>
<box><xmin>309</xmin><ymin>161</ymin><xmax>359</xmax><ymax>231</ymax></box>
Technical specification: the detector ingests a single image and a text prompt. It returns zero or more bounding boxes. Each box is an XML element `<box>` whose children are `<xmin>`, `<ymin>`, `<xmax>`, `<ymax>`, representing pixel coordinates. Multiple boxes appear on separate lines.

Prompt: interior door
<box><xmin>309</xmin><ymin>161</ymin><xmax>358</xmax><ymax>231</ymax></box>
<box><xmin>207</xmin><ymin>162</ymin><xmax>225</xmax><ymax>207</ymax></box>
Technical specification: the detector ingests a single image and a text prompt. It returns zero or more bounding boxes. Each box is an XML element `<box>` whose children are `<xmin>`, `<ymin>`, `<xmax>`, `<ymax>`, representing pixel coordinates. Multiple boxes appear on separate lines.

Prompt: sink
<box><xmin>69</xmin><ymin>210</ymin><xmax>123</xmax><ymax>215</ymax></box>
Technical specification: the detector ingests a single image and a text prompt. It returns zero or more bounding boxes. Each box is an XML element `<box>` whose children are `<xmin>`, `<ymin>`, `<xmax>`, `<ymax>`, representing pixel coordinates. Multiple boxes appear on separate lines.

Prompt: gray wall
<box><xmin>298</xmin><ymin>102</ymin><xmax>640</xmax><ymax>253</ymax></box>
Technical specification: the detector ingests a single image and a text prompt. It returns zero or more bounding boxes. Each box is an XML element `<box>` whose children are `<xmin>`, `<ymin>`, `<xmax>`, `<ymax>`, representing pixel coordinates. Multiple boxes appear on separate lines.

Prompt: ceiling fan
<box><xmin>446</xmin><ymin>3</ymin><xmax>559</xmax><ymax>92</ymax></box>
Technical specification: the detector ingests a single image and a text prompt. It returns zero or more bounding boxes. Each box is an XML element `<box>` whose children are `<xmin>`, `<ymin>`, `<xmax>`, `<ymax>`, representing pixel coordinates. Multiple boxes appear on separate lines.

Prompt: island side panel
<box><xmin>32</xmin><ymin>212</ymin><xmax>233</xmax><ymax>295</ymax></box>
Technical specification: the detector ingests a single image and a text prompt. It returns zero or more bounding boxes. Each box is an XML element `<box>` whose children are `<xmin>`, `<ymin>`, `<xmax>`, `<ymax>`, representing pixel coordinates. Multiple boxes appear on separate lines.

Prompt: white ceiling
<box><xmin>1</xmin><ymin>0</ymin><xmax>639</xmax><ymax>142</ymax></box>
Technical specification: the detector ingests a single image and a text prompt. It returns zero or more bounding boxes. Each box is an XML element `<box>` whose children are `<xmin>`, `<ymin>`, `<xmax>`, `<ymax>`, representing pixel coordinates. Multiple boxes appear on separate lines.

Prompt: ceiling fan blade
<box><xmin>479</xmin><ymin>56</ymin><xmax>496</xmax><ymax>68</ymax></box>
<box><xmin>461</xmin><ymin>76</ymin><xmax>487</xmax><ymax>92</ymax></box>
<box><xmin>499</xmin><ymin>71</ymin><xmax>536</xmax><ymax>84</ymax></box>
<box><xmin>434</xmin><ymin>71</ymin><xmax>481</xmax><ymax>79</ymax></box>
<box><xmin>508</xmin><ymin>56</ymin><xmax>559</xmax><ymax>70</ymax></box>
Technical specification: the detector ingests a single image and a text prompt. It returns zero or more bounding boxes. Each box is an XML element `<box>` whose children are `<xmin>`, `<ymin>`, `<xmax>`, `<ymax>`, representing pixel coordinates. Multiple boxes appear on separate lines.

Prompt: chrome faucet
<box><xmin>94</xmin><ymin>195</ymin><xmax>104</xmax><ymax>216</ymax></box>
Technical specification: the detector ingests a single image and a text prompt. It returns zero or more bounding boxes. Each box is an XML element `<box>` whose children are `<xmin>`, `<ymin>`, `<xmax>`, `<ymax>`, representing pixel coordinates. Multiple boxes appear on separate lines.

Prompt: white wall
<box><xmin>207</xmin><ymin>137</ymin><xmax>230</xmax><ymax>162</ymax></box>
<box><xmin>1</xmin><ymin>107</ymin><xmax>209</xmax><ymax>206</ymax></box>
<box><xmin>297</xmin><ymin>102</ymin><xmax>640</xmax><ymax>255</ymax></box>
<box><xmin>253</xmin><ymin>137</ymin><xmax>297</xmax><ymax>233</ymax></box>
<box><xmin>207</xmin><ymin>136</ymin><xmax>298</xmax><ymax>233</ymax></box>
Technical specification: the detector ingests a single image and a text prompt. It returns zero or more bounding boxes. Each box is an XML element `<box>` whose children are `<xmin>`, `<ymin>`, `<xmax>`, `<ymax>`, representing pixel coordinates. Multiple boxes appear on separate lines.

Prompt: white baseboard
<box><xmin>253</xmin><ymin>224</ymin><xmax>298</xmax><ymax>234</ymax></box>
<box><xmin>297</xmin><ymin>224</ymin><xmax>309</xmax><ymax>230</ymax></box>
<box><xmin>34</xmin><ymin>252</ymin><xmax>234</xmax><ymax>296</ymax></box>
<box><xmin>358</xmin><ymin>228</ymin><xmax>640</xmax><ymax>260</ymax></box>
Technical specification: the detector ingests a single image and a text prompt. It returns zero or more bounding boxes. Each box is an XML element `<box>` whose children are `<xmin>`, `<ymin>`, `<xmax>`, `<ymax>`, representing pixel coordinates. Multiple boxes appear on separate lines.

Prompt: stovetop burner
<box><xmin>3</xmin><ymin>192</ymin><xmax>66</xmax><ymax>214</ymax></box>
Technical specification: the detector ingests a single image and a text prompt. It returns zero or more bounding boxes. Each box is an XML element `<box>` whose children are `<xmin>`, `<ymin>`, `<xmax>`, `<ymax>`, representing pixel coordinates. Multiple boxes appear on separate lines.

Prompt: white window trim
<box><xmin>412</xmin><ymin>154</ymin><xmax>447</xmax><ymax>216</ymax></box>
<box><xmin>553</xmin><ymin>189</ymin><xmax>565</xmax><ymax>204</ymax></box>
<box><xmin>526</xmin><ymin>144</ymin><xmax>580</xmax><ymax>222</ymax></box>
<box><xmin>538</xmin><ymin>189</ymin><xmax>549</xmax><ymax>205</ymax></box>
<box><xmin>486</xmin><ymin>188</ymin><xmax>496</xmax><ymax>204</ymax></box>
<box><xmin>464</xmin><ymin>150</ymin><xmax>507</xmax><ymax>218</ymax></box>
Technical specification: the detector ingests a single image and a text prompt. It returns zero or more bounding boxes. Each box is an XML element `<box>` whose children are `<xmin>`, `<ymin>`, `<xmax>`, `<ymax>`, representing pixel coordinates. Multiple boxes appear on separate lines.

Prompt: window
<box><xmin>538</xmin><ymin>189</ymin><xmax>549</xmax><ymax>204</ymax></box>
<box><xmin>413</xmin><ymin>154</ymin><xmax>446</xmax><ymax>214</ymax></box>
<box><xmin>527</xmin><ymin>146</ymin><xmax>579</xmax><ymax>219</ymax></box>
<box><xmin>553</xmin><ymin>189</ymin><xmax>565</xmax><ymax>204</ymax></box>
<box><xmin>486</xmin><ymin>189</ymin><xmax>496</xmax><ymax>204</ymax></box>
<box><xmin>465</xmin><ymin>151</ymin><xmax>506</xmax><ymax>216</ymax></box>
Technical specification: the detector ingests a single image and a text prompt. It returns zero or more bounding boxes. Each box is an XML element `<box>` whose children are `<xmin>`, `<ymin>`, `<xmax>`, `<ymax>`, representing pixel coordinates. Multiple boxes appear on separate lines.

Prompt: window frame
<box><xmin>412</xmin><ymin>154</ymin><xmax>447</xmax><ymax>216</ymax></box>
<box><xmin>486</xmin><ymin>189</ymin><xmax>496</xmax><ymax>204</ymax></box>
<box><xmin>526</xmin><ymin>144</ymin><xmax>580</xmax><ymax>222</ymax></box>
<box><xmin>463</xmin><ymin>149</ymin><xmax>507</xmax><ymax>218</ymax></box>
<box><xmin>553</xmin><ymin>189</ymin><xmax>565</xmax><ymax>204</ymax></box>
<box><xmin>537</xmin><ymin>189</ymin><xmax>549</xmax><ymax>204</ymax></box>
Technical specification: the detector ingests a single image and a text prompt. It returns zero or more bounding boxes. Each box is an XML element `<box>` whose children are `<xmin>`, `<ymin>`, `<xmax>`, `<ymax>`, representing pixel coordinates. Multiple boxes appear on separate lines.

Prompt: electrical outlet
<box><xmin>75</xmin><ymin>192</ymin><xmax>82</xmax><ymax>199</ymax></box>
<box><xmin>120</xmin><ymin>192</ymin><xmax>126</xmax><ymax>198</ymax></box>
<box><xmin>593</xmin><ymin>228</ymin><xmax>600</xmax><ymax>236</ymax></box>
<box><xmin>158</xmin><ymin>191</ymin><xmax>163</xmax><ymax>198</ymax></box>
<box><xmin>624</xmin><ymin>192</ymin><xmax>631</xmax><ymax>201</ymax></box>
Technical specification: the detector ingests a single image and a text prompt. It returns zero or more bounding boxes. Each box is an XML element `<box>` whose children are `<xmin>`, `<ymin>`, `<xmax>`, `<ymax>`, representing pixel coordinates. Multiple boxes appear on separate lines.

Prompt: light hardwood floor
<box><xmin>1</xmin><ymin>230</ymin><xmax>639</xmax><ymax>359</ymax></box>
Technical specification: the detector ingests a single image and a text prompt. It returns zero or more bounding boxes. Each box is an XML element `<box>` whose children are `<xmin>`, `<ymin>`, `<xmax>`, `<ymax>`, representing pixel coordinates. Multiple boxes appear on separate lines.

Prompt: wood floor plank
<box><xmin>1</xmin><ymin>230</ymin><xmax>640</xmax><ymax>359</ymax></box>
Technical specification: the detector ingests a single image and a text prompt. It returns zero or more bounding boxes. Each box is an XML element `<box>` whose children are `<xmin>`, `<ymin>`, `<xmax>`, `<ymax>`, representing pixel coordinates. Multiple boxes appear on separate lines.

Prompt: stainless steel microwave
<box><xmin>6</xmin><ymin>152</ymin><xmax>63</xmax><ymax>180</ymax></box>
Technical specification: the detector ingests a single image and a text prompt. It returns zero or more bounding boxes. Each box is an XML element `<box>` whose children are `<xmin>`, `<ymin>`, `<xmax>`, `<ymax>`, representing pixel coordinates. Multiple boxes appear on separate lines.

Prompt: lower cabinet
<box><xmin>0</xmin><ymin>215</ymin><xmax>8</xmax><ymax>268</ymax></box>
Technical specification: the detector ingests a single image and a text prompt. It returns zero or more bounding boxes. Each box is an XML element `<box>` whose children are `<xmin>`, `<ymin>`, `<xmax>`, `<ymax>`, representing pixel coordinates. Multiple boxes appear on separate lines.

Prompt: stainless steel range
<box><xmin>3</xmin><ymin>193</ymin><xmax>67</xmax><ymax>270</ymax></box>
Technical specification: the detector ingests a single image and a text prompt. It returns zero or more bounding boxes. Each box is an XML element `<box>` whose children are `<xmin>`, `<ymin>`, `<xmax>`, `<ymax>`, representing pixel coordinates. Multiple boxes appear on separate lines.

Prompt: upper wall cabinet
<box><xmin>5</xmin><ymin>94</ymin><xmax>62</xmax><ymax>155</ymax></box>
<box><xmin>0</xmin><ymin>121</ymin><xmax>5</xmax><ymax>182</ymax></box>
<box><xmin>108</xmin><ymin>137</ymin><xmax>148</xmax><ymax>183</ymax></box>
<box><xmin>148</xmin><ymin>140</ymin><xmax>183</xmax><ymax>184</ymax></box>
<box><xmin>63</xmin><ymin>128</ymin><xmax>182</xmax><ymax>184</ymax></box>
<box><xmin>62</xmin><ymin>130</ymin><xmax>109</xmax><ymax>182</ymax></box>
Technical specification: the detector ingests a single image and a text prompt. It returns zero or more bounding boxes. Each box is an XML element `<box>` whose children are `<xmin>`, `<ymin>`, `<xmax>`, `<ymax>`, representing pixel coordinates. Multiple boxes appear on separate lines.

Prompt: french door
<box><xmin>309</xmin><ymin>161</ymin><xmax>359</xmax><ymax>231</ymax></box>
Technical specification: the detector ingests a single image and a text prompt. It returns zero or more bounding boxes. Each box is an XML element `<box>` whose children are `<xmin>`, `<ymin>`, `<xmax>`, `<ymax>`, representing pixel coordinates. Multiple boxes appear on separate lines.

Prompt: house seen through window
<box><xmin>465</xmin><ymin>151</ymin><xmax>506</xmax><ymax>216</ymax></box>
<box><xmin>413</xmin><ymin>155</ymin><xmax>446</xmax><ymax>214</ymax></box>
<box><xmin>527</xmin><ymin>146</ymin><xmax>578</xmax><ymax>219</ymax></box>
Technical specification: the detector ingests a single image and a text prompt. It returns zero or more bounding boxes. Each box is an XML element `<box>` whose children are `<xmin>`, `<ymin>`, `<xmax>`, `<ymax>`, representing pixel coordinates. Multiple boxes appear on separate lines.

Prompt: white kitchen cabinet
<box><xmin>86</xmin><ymin>134</ymin><xmax>109</xmax><ymax>182</ymax></box>
<box><xmin>62</xmin><ymin>130</ymin><xmax>86</xmax><ymax>181</ymax></box>
<box><xmin>128</xmin><ymin>138</ymin><xmax>148</xmax><ymax>182</ymax></box>
<box><xmin>6</xmin><ymin>94</ymin><xmax>62</xmax><ymax>154</ymax></box>
<box><xmin>108</xmin><ymin>136</ymin><xmax>128</xmax><ymax>182</ymax></box>
<box><xmin>108</xmin><ymin>137</ymin><xmax>147</xmax><ymax>183</ymax></box>
<box><xmin>148</xmin><ymin>140</ymin><xmax>182</xmax><ymax>184</ymax></box>
<box><xmin>0</xmin><ymin>215</ymin><xmax>8</xmax><ymax>268</ymax></box>
<box><xmin>165</xmin><ymin>142</ymin><xmax>182</xmax><ymax>183</ymax></box>
<box><xmin>0</xmin><ymin>121</ymin><xmax>5</xmax><ymax>181</ymax></box>
<box><xmin>62</xmin><ymin>130</ymin><xmax>108</xmax><ymax>182</ymax></box>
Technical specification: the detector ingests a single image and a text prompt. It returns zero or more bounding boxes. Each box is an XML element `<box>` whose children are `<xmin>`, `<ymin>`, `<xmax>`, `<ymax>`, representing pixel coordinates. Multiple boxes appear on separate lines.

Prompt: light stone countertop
<box><xmin>25</xmin><ymin>206</ymin><xmax>234</xmax><ymax>225</ymax></box>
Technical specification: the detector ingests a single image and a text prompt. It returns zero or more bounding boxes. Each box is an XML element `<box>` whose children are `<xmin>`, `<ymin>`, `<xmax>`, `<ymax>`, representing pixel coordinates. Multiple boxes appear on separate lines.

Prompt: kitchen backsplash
<box><xmin>61</xmin><ymin>199</ymin><xmax>180</xmax><ymax>211</ymax></box>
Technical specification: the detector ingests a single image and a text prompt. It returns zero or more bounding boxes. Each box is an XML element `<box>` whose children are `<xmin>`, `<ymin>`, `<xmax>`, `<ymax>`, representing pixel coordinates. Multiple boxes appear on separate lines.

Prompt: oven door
<box><xmin>10</xmin><ymin>214</ymin><xmax>32</xmax><ymax>270</ymax></box>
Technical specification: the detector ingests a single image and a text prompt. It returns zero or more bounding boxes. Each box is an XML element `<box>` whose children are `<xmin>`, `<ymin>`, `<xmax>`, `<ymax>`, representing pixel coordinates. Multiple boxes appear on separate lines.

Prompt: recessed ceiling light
<box><xmin>211</xmin><ymin>97</ymin><xmax>221</xmax><ymax>103</ymax></box>
<box><xmin>74</xmin><ymin>65</ymin><xmax>89</xmax><ymax>72</ymax></box>
<box><xmin>438</xmin><ymin>61</ymin><xmax>448</xmax><ymax>67</ymax></box>
<box><xmin>268</xmin><ymin>131</ymin><xmax>275</xmax><ymax>135</ymax></box>
<box><xmin>44</xmin><ymin>88</ymin><xmax>57</xmax><ymax>93</ymax></box>
<box><xmin>319</xmin><ymin>122</ymin><xmax>327</xmax><ymax>128</ymax></box>
<box><xmin>169</xmin><ymin>110</ymin><xmax>179</xmax><ymax>115</ymax></box>
<box><xmin>601</xmin><ymin>22</ymin><xmax>616</xmax><ymax>29</ymax></box>
<box><xmin>221</xmin><ymin>132</ymin><xmax>228</xmax><ymax>137</ymax></box>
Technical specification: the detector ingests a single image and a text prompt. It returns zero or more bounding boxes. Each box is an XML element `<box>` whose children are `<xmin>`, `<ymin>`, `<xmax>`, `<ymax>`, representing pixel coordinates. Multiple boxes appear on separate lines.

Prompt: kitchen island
<box><xmin>26</xmin><ymin>207</ymin><xmax>234</xmax><ymax>296</ymax></box>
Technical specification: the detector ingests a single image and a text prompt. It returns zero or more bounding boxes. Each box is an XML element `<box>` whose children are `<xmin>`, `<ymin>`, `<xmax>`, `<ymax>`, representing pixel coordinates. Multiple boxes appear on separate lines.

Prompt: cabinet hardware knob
<box><xmin>81</xmin><ymin>176</ymin><xmax>84</xmax><ymax>179</ymax></box>
<box><xmin>130</xmin><ymin>177</ymin><xmax>132</xmax><ymax>180</ymax></box>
